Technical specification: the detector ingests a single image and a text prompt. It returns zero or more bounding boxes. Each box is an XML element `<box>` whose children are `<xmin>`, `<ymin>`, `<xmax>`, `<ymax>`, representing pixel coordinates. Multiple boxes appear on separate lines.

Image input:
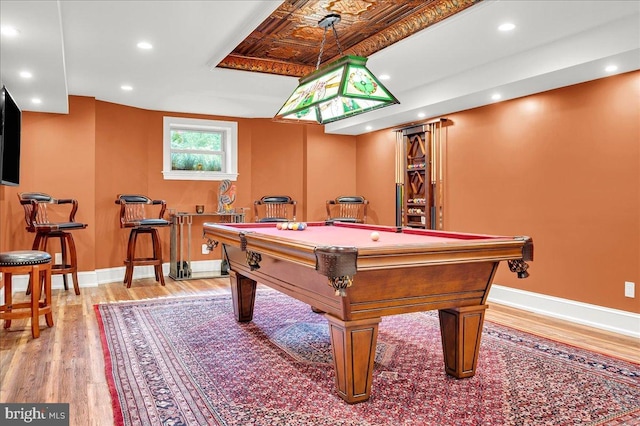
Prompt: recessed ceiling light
<box><xmin>31</xmin><ymin>98</ymin><xmax>42</xmax><ymax>104</ymax></box>
<box><xmin>491</xmin><ymin>93</ymin><xmax>502</xmax><ymax>101</ymax></box>
<box><xmin>1</xmin><ymin>25</ymin><xmax>19</xmax><ymax>37</ymax></box>
<box><xmin>137</xmin><ymin>41</ymin><xmax>153</xmax><ymax>50</ymax></box>
<box><xmin>20</xmin><ymin>71</ymin><xmax>33</xmax><ymax>79</ymax></box>
<box><xmin>498</xmin><ymin>23</ymin><xmax>516</xmax><ymax>32</ymax></box>
<box><xmin>365</xmin><ymin>125</ymin><xmax>372</xmax><ymax>131</ymax></box>
<box><xmin>378</xmin><ymin>74</ymin><xmax>390</xmax><ymax>81</ymax></box>
<box><xmin>605</xmin><ymin>65</ymin><xmax>618</xmax><ymax>73</ymax></box>
<box><xmin>417</xmin><ymin>112</ymin><xmax>426</xmax><ymax>118</ymax></box>
<box><xmin>121</xmin><ymin>85</ymin><xmax>133</xmax><ymax>91</ymax></box>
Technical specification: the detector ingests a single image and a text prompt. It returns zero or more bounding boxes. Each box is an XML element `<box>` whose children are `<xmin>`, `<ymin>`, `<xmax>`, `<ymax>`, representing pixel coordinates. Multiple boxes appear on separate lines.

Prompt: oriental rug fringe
<box><xmin>95</xmin><ymin>291</ymin><xmax>640</xmax><ymax>426</ymax></box>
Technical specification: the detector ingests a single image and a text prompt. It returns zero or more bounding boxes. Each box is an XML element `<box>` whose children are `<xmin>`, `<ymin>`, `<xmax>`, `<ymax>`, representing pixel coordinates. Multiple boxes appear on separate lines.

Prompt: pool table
<box><xmin>202</xmin><ymin>221</ymin><xmax>533</xmax><ymax>404</ymax></box>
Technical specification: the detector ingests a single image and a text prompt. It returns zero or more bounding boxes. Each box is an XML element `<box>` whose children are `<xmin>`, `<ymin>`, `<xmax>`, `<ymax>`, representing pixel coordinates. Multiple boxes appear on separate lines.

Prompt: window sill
<box><xmin>162</xmin><ymin>170</ymin><xmax>238</xmax><ymax>181</ymax></box>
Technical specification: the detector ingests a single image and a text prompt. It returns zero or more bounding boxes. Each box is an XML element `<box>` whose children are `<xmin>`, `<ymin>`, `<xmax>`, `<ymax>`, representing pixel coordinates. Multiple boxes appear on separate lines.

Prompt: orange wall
<box><xmin>248</xmin><ymin>119</ymin><xmax>305</xmax><ymax>220</ymax></box>
<box><xmin>356</xmin><ymin>71</ymin><xmax>639</xmax><ymax>313</ymax></box>
<box><xmin>0</xmin><ymin>71</ymin><xmax>637</xmax><ymax>314</ymax></box>
<box><xmin>94</xmin><ymin>101</ymin><xmax>153</xmax><ymax>269</ymax></box>
<box><xmin>0</xmin><ymin>97</ymin><xmax>96</xmax><ymax>270</ymax></box>
<box><xmin>0</xmin><ymin>98</ymin><xmax>357</xmax><ymax>271</ymax></box>
<box><xmin>355</xmin><ymin>130</ymin><xmax>398</xmax><ymax>225</ymax></box>
<box><xmin>306</xmin><ymin>125</ymin><xmax>357</xmax><ymax>221</ymax></box>
<box><xmin>93</xmin><ymin>103</ymin><xmax>258</xmax><ymax>268</ymax></box>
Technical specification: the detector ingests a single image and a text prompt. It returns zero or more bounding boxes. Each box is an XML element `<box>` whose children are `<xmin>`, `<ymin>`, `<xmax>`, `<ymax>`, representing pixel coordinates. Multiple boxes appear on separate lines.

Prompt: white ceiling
<box><xmin>1</xmin><ymin>0</ymin><xmax>638</xmax><ymax>136</ymax></box>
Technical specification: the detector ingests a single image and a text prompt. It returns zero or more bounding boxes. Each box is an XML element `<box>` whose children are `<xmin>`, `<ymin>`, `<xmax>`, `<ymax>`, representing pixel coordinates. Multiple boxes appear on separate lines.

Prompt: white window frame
<box><xmin>162</xmin><ymin>116</ymin><xmax>238</xmax><ymax>181</ymax></box>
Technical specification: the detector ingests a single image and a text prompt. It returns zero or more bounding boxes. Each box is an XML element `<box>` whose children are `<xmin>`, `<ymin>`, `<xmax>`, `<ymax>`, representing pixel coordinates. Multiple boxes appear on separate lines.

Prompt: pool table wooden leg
<box><xmin>438</xmin><ymin>304</ymin><xmax>488</xmax><ymax>378</ymax></box>
<box><xmin>229</xmin><ymin>270</ymin><xmax>257</xmax><ymax>322</ymax></box>
<box><xmin>325</xmin><ymin>315</ymin><xmax>381</xmax><ymax>404</ymax></box>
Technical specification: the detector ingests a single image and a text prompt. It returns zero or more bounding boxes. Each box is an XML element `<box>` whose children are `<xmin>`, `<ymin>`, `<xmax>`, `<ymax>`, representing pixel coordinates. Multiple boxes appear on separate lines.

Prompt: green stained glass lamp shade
<box><xmin>274</xmin><ymin>55</ymin><xmax>399</xmax><ymax>124</ymax></box>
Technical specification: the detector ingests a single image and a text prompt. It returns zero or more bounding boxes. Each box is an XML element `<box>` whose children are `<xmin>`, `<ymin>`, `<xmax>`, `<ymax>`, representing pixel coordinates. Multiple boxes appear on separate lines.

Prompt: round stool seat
<box><xmin>0</xmin><ymin>250</ymin><xmax>52</xmax><ymax>266</ymax></box>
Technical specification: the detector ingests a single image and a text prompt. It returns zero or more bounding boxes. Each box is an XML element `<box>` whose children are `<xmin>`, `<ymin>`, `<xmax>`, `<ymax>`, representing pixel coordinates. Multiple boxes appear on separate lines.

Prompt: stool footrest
<box><xmin>52</xmin><ymin>264</ymin><xmax>74</xmax><ymax>271</ymax></box>
<box><xmin>30</xmin><ymin>231</ymin><xmax>81</xmax><ymax>295</ymax></box>
<box><xmin>125</xmin><ymin>258</ymin><xmax>163</xmax><ymax>265</ymax></box>
<box><xmin>0</xmin><ymin>302</ymin><xmax>53</xmax><ymax>317</ymax></box>
<box><xmin>123</xmin><ymin>227</ymin><xmax>166</xmax><ymax>288</ymax></box>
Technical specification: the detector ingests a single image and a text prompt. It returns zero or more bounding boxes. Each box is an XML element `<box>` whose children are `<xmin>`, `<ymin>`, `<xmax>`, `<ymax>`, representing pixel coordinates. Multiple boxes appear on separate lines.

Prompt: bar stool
<box><xmin>18</xmin><ymin>192</ymin><xmax>88</xmax><ymax>295</ymax></box>
<box><xmin>0</xmin><ymin>250</ymin><xmax>53</xmax><ymax>339</ymax></box>
<box><xmin>115</xmin><ymin>194</ymin><xmax>170</xmax><ymax>287</ymax></box>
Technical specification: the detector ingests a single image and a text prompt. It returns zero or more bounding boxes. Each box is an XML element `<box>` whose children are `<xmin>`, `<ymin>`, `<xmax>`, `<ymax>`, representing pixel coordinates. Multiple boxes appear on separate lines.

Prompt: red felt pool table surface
<box><xmin>229</xmin><ymin>221</ymin><xmax>502</xmax><ymax>248</ymax></box>
<box><xmin>202</xmin><ymin>220</ymin><xmax>533</xmax><ymax>404</ymax></box>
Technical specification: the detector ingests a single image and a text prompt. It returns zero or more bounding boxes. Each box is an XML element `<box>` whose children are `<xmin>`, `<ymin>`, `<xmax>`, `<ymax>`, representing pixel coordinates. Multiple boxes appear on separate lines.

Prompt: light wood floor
<box><xmin>1</xmin><ymin>278</ymin><xmax>638</xmax><ymax>426</ymax></box>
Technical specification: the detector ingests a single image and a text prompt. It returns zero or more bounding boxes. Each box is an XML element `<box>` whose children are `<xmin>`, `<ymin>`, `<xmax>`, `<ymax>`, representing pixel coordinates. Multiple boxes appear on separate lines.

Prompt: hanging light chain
<box><xmin>316</xmin><ymin>26</ymin><xmax>328</xmax><ymax>70</ymax></box>
<box><xmin>316</xmin><ymin>14</ymin><xmax>343</xmax><ymax>70</ymax></box>
<box><xmin>332</xmin><ymin>23</ymin><xmax>344</xmax><ymax>57</ymax></box>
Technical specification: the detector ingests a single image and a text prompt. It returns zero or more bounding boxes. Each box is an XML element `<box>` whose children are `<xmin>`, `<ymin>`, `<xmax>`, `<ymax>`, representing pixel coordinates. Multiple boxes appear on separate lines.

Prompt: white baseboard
<box><xmin>3</xmin><ymin>268</ymin><xmax>637</xmax><ymax>339</ymax></box>
<box><xmin>2</xmin><ymin>270</ymin><xmax>102</xmax><ymax>293</ymax></box>
<box><xmin>93</xmin><ymin>260</ymin><xmax>223</xmax><ymax>285</ymax></box>
<box><xmin>1</xmin><ymin>260</ymin><xmax>223</xmax><ymax>294</ymax></box>
<box><xmin>488</xmin><ymin>284</ymin><xmax>640</xmax><ymax>339</ymax></box>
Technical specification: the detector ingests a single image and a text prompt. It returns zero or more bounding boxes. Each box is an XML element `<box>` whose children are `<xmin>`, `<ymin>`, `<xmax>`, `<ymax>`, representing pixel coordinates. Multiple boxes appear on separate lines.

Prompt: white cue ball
<box><xmin>370</xmin><ymin>231</ymin><xmax>380</xmax><ymax>241</ymax></box>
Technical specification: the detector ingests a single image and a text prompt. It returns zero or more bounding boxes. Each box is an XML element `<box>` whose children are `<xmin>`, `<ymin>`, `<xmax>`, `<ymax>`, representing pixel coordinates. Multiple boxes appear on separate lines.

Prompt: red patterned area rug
<box><xmin>95</xmin><ymin>291</ymin><xmax>640</xmax><ymax>426</ymax></box>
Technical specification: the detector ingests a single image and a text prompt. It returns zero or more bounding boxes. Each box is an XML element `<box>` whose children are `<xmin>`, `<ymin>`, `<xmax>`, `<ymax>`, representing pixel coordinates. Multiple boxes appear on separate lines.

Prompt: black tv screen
<box><xmin>0</xmin><ymin>85</ymin><xmax>21</xmax><ymax>186</ymax></box>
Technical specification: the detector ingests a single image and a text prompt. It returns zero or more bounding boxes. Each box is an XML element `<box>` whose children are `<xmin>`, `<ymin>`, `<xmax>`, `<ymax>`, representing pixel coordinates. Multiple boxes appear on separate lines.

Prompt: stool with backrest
<box><xmin>115</xmin><ymin>194</ymin><xmax>170</xmax><ymax>287</ymax></box>
<box><xmin>253</xmin><ymin>195</ymin><xmax>297</xmax><ymax>222</ymax></box>
<box><xmin>0</xmin><ymin>250</ymin><xmax>53</xmax><ymax>338</ymax></box>
<box><xmin>18</xmin><ymin>192</ymin><xmax>88</xmax><ymax>295</ymax></box>
<box><xmin>326</xmin><ymin>195</ymin><xmax>368</xmax><ymax>224</ymax></box>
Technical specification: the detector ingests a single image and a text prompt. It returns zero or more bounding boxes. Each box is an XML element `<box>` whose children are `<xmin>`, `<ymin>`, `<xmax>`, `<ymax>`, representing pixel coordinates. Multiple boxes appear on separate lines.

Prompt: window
<box><xmin>162</xmin><ymin>116</ymin><xmax>238</xmax><ymax>181</ymax></box>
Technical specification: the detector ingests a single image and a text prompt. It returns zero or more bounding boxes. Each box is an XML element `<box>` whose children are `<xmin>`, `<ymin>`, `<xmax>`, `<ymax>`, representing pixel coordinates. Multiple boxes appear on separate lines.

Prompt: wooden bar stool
<box><xmin>0</xmin><ymin>250</ymin><xmax>53</xmax><ymax>338</ymax></box>
<box><xmin>253</xmin><ymin>195</ymin><xmax>297</xmax><ymax>222</ymax></box>
<box><xmin>326</xmin><ymin>195</ymin><xmax>368</xmax><ymax>224</ymax></box>
<box><xmin>18</xmin><ymin>192</ymin><xmax>88</xmax><ymax>295</ymax></box>
<box><xmin>115</xmin><ymin>194</ymin><xmax>170</xmax><ymax>288</ymax></box>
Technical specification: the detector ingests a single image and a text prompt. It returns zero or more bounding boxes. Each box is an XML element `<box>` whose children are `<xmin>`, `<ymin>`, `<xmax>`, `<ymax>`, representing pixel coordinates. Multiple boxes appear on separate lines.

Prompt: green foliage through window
<box><xmin>171</xmin><ymin>153</ymin><xmax>222</xmax><ymax>171</ymax></box>
<box><xmin>170</xmin><ymin>130</ymin><xmax>223</xmax><ymax>171</ymax></box>
<box><xmin>171</xmin><ymin>130</ymin><xmax>222</xmax><ymax>150</ymax></box>
<box><xmin>163</xmin><ymin>116</ymin><xmax>238</xmax><ymax>181</ymax></box>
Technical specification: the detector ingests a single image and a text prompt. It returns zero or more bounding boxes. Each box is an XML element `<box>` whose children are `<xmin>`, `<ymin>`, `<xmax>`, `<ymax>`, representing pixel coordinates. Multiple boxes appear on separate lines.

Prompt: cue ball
<box><xmin>370</xmin><ymin>231</ymin><xmax>380</xmax><ymax>241</ymax></box>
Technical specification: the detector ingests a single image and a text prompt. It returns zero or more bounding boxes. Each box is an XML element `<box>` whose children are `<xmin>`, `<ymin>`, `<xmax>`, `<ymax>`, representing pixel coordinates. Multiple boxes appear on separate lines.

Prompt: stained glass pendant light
<box><xmin>274</xmin><ymin>14</ymin><xmax>399</xmax><ymax>124</ymax></box>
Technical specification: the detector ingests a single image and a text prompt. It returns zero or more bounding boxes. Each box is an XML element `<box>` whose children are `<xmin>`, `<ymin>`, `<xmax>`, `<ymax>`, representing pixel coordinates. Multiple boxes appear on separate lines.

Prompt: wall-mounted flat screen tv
<box><xmin>1</xmin><ymin>85</ymin><xmax>22</xmax><ymax>186</ymax></box>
